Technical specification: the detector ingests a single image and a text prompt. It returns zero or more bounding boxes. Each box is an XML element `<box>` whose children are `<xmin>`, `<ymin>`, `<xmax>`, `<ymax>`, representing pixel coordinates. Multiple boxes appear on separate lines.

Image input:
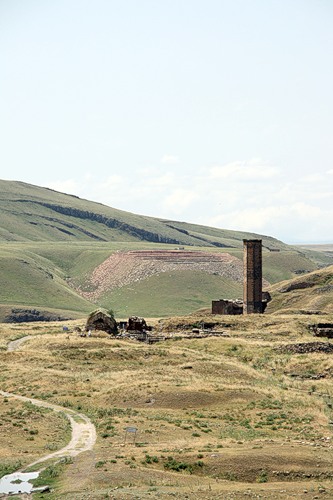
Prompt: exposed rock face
<box><xmin>309</xmin><ymin>323</ymin><xmax>333</xmax><ymax>338</ymax></box>
<box><xmin>277</xmin><ymin>342</ymin><xmax>333</xmax><ymax>354</ymax></box>
<box><xmin>278</xmin><ymin>281</ymin><xmax>315</xmax><ymax>293</ymax></box>
<box><xmin>4</xmin><ymin>308</ymin><xmax>70</xmax><ymax>323</ymax></box>
<box><xmin>278</xmin><ymin>274</ymin><xmax>320</xmax><ymax>293</ymax></box>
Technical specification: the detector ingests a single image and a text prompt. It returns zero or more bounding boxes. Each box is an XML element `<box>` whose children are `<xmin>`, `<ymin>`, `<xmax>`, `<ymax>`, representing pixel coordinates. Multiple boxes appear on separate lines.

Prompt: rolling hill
<box><xmin>0</xmin><ymin>179</ymin><xmax>332</xmax><ymax>319</ymax></box>
<box><xmin>0</xmin><ymin>179</ymin><xmax>291</xmax><ymax>248</ymax></box>
<box><xmin>267</xmin><ymin>264</ymin><xmax>333</xmax><ymax>315</ymax></box>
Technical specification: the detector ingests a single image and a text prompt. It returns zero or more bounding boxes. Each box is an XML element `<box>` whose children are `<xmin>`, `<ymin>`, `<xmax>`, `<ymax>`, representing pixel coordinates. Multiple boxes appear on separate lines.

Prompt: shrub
<box><xmin>164</xmin><ymin>457</ymin><xmax>193</xmax><ymax>474</ymax></box>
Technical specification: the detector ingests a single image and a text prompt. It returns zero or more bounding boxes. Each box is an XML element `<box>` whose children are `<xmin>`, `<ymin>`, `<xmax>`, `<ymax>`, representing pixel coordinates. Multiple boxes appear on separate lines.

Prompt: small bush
<box><xmin>95</xmin><ymin>460</ymin><xmax>106</xmax><ymax>468</ymax></box>
<box><xmin>257</xmin><ymin>470</ymin><xmax>268</xmax><ymax>483</ymax></box>
<box><xmin>164</xmin><ymin>457</ymin><xmax>193</xmax><ymax>474</ymax></box>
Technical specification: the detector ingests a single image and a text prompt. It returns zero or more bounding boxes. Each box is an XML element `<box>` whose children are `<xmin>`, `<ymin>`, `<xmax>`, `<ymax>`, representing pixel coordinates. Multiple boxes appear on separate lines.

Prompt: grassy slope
<box><xmin>0</xmin><ymin>179</ymin><xmax>332</xmax><ymax>318</ymax></box>
<box><xmin>0</xmin><ymin>245</ymin><xmax>94</xmax><ymax>320</ymax></box>
<box><xmin>0</xmin><ymin>241</ymin><xmax>325</xmax><ymax>319</ymax></box>
<box><xmin>267</xmin><ymin>264</ymin><xmax>333</xmax><ymax>314</ymax></box>
<box><xmin>1</xmin><ymin>314</ymin><xmax>333</xmax><ymax>499</ymax></box>
<box><xmin>102</xmin><ymin>270</ymin><xmax>243</xmax><ymax>317</ymax></box>
<box><xmin>0</xmin><ymin>179</ymin><xmax>294</xmax><ymax>249</ymax></box>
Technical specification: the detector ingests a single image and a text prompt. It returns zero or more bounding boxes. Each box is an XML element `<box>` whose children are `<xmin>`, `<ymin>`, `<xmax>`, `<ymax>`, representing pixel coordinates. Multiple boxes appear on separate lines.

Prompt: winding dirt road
<box><xmin>2</xmin><ymin>336</ymin><xmax>97</xmax><ymax>470</ymax></box>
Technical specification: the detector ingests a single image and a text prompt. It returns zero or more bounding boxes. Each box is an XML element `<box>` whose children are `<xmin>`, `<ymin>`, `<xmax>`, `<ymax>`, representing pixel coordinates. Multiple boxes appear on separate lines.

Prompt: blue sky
<box><xmin>1</xmin><ymin>0</ymin><xmax>332</xmax><ymax>243</ymax></box>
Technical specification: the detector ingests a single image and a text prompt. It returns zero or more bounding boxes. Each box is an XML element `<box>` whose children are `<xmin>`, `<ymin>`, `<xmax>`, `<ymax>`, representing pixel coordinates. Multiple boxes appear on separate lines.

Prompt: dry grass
<box><xmin>1</xmin><ymin>313</ymin><xmax>333</xmax><ymax>498</ymax></box>
<box><xmin>0</xmin><ymin>396</ymin><xmax>71</xmax><ymax>477</ymax></box>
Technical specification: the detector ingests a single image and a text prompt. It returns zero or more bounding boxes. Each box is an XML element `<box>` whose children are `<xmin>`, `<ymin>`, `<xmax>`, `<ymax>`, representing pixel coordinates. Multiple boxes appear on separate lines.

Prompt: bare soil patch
<box><xmin>124</xmin><ymin>388</ymin><xmax>261</xmax><ymax>409</ymax></box>
<box><xmin>75</xmin><ymin>249</ymin><xmax>245</xmax><ymax>301</ymax></box>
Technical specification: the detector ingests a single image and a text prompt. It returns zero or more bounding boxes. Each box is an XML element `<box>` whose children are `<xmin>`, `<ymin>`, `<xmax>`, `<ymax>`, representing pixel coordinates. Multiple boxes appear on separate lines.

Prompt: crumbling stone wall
<box><xmin>212</xmin><ymin>299</ymin><xmax>243</xmax><ymax>315</ymax></box>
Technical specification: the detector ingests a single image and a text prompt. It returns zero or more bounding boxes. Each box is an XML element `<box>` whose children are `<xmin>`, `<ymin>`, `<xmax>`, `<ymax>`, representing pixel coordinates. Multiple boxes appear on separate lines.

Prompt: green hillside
<box><xmin>0</xmin><ymin>179</ymin><xmax>291</xmax><ymax>248</ymax></box>
<box><xmin>0</xmin><ymin>179</ymin><xmax>332</xmax><ymax>319</ymax></box>
<box><xmin>99</xmin><ymin>270</ymin><xmax>243</xmax><ymax>317</ymax></box>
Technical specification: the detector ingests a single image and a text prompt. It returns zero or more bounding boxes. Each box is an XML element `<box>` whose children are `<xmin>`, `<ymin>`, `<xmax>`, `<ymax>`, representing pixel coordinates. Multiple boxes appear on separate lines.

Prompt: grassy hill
<box><xmin>267</xmin><ymin>264</ymin><xmax>333</xmax><ymax>315</ymax></box>
<box><xmin>0</xmin><ymin>179</ymin><xmax>293</xmax><ymax>248</ymax></box>
<box><xmin>0</xmin><ymin>179</ymin><xmax>332</xmax><ymax>319</ymax></box>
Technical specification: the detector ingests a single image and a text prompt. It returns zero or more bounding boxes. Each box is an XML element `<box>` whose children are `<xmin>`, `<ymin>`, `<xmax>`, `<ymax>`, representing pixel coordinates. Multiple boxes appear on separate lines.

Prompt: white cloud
<box><xmin>99</xmin><ymin>175</ymin><xmax>124</xmax><ymax>189</ymax></box>
<box><xmin>207</xmin><ymin>202</ymin><xmax>333</xmax><ymax>242</ymax></box>
<box><xmin>45</xmin><ymin>179</ymin><xmax>82</xmax><ymax>195</ymax></box>
<box><xmin>160</xmin><ymin>154</ymin><xmax>180</xmax><ymax>165</ymax></box>
<box><xmin>302</xmin><ymin>173</ymin><xmax>324</xmax><ymax>183</ymax></box>
<box><xmin>163</xmin><ymin>188</ymin><xmax>200</xmax><ymax>214</ymax></box>
<box><xmin>45</xmin><ymin>157</ymin><xmax>333</xmax><ymax>243</ymax></box>
<box><xmin>209</xmin><ymin>159</ymin><xmax>279</xmax><ymax>181</ymax></box>
<box><xmin>145</xmin><ymin>172</ymin><xmax>175</xmax><ymax>187</ymax></box>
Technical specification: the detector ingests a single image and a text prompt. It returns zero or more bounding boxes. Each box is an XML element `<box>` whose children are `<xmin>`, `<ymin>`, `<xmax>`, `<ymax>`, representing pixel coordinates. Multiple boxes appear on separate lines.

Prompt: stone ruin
<box><xmin>212</xmin><ymin>299</ymin><xmax>243</xmax><ymax>315</ymax></box>
<box><xmin>212</xmin><ymin>240</ymin><xmax>271</xmax><ymax>315</ymax></box>
<box><xmin>212</xmin><ymin>292</ymin><xmax>271</xmax><ymax>315</ymax></box>
<box><xmin>126</xmin><ymin>316</ymin><xmax>152</xmax><ymax>332</ymax></box>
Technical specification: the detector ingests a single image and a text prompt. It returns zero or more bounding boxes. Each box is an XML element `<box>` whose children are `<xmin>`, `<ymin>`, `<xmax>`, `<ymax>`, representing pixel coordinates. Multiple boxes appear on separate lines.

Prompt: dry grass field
<box><xmin>1</xmin><ymin>313</ymin><xmax>333</xmax><ymax>499</ymax></box>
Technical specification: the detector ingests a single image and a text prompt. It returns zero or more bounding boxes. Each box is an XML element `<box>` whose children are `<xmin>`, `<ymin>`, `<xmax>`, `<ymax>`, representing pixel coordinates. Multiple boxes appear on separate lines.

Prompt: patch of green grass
<box><xmin>103</xmin><ymin>270</ymin><xmax>242</xmax><ymax>317</ymax></box>
<box><xmin>31</xmin><ymin>462</ymin><xmax>64</xmax><ymax>497</ymax></box>
<box><xmin>0</xmin><ymin>460</ymin><xmax>22</xmax><ymax>479</ymax></box>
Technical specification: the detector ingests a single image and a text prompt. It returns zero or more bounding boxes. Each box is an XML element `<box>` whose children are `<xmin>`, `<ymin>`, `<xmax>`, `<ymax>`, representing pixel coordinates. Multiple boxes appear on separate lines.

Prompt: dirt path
<box><xmin>0</xmin><ymin>390</ymin><xmax>96</xmax><ymax>470</ymax></box>
<box><xmin>7</xmin><ymin>335</ymin><xmax>34</xmax><ymax>352</ymax></box>
<box><xmin>3</xmin><ymin>335</ymin><xmax>97</xmax><ymax>471</ymax></box>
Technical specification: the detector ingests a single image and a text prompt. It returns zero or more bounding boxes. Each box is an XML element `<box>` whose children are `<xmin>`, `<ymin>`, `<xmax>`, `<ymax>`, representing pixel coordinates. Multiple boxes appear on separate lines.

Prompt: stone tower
<box><xmin>243</xmin><ymin>239</ymin><xmax>263</xmax><ymax>314</ymax></box>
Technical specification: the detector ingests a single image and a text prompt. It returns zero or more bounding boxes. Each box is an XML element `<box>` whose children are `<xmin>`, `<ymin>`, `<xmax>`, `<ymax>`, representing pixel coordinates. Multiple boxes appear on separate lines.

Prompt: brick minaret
<box><xmin>243</xmin><ymin>239</ymin><xmax>263</xmax><ymax>314</ymax></box>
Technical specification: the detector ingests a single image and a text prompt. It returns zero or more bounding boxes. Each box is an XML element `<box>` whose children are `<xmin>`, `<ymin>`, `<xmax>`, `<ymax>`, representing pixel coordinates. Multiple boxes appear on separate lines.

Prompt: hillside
<box><xmin>0</xmin><ymin>179</ymin><xmax>332</xmax><ymax>319</ymax></box>
<box><xmin>267</xmin><ymin>265</ymin><xmax>333</xmax><ymax>315</ymax></box>
<box><xmin>0</xmin><ymin>179</ymin><xmax>290</xmax><ymax>248</ymax></box>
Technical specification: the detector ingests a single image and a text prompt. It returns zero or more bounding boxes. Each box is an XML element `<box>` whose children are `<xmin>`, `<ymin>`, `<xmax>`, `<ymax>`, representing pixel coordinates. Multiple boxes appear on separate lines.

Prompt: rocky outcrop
<box><xmin>309</xmin><ymin>323</ymin><xmax>333</xmax><ymax>339</ymax></box>
<box><xmin>277</xmin><ymin>342</ymin><xmax>333</xmax><ymax>354</ymax></box>
<box><xmin>26</xmin><ymin>202</ymin><xmax>182</xmax><ymax>245</ymax></box>
<box><xmin>278</xmin><ymin>280</ymin><xmax>317</xmax><ymax>293</ymax></box>
<box><xmin>15</xmin><ymin>199</ymin><xmax>233</xmax><ymax>247</ymax></box>
<box><xmin>4</xmin><ymin>308</ymin><xmax>71</xmax><ymax>323</ymax></box>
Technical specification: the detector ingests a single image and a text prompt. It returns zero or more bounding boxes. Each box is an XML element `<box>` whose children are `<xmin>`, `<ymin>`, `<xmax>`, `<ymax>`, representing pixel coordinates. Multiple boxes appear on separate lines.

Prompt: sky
<box><xmin>1</xmin><ymin>0</ymin><xmax>332</xmax><ymax>244</ymax></box>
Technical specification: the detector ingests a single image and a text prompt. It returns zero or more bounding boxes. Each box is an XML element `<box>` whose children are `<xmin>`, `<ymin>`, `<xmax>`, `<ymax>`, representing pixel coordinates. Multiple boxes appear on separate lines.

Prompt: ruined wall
<box><xmin>212</xmin><ymin>299</ymin><xmax>243</xmax><ymax>315</ymax></box>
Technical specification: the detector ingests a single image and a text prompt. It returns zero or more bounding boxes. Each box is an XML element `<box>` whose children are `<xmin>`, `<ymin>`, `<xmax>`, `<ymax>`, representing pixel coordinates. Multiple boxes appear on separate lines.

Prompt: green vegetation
<box><xmin>0</xmin><ymin>179</ymin><xmax>292</xmax><ymax>248</ymax></box>
<box><xmin>1</xmin><ymin>180</ymin><xmax>333</xmax><ymax>498</ymax></box>
<box><xmin>0</xmin><ymin>240</ymin><xmax>330</xmax><ymax>319</ymax></box>
<box><xmin>0</xmin><ymin>460</ymin><xmax>22</xmax><ymax>479</ymax></box>
<box><xmin>105</xmin><ymin>270</ymin><xmax>243</xmax><ymax>317</ymax></box>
